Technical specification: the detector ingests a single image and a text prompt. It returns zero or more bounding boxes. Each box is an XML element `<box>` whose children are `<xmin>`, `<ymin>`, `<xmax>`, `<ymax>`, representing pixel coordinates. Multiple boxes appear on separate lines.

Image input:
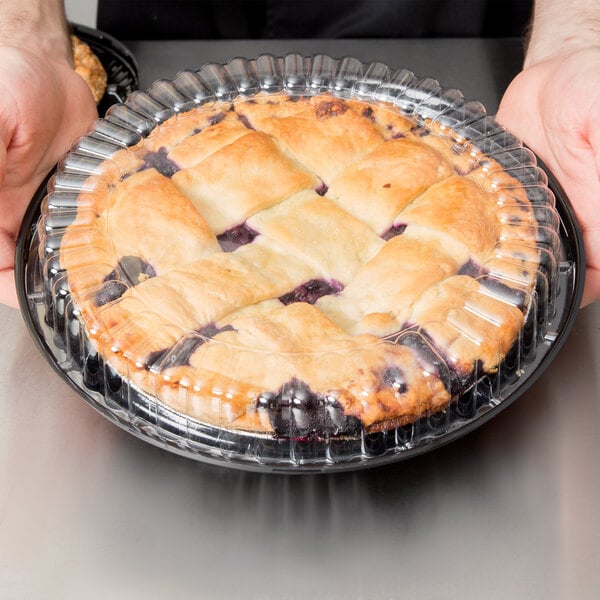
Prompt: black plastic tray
<box><xmin>70</xmin><ymin>22</ymin><xmax>139</xmax><ymax>115</ymax></box>
<box><xmin>14</xmin><ymin>51</ymin><xmax>586</xmax><ymax>473</ymax></box>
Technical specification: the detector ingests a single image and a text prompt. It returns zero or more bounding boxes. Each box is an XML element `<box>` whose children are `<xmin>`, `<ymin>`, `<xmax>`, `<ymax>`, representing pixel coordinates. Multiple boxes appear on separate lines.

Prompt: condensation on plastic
<box><xmin>24</xmin><ymin>54</ymin><xmax>575</xmax><ymax>473</ymax></box>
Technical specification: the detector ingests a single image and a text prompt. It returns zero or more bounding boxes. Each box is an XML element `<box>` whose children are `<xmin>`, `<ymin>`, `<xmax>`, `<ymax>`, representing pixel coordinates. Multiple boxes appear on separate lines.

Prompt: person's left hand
<box><xmin>497</xmin><ymin>47</ymin><xmax>600</xmax><ymax>307</ymax></box>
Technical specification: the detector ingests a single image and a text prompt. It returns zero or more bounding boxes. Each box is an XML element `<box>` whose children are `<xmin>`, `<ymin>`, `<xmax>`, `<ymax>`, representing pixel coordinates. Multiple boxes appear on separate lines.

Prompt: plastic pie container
<box><xmin>70</xmin><ymin>22</ymin><xmax>139</xmax><ymax>115</ymax></box>
<box><xmin>16</xmin><ymin>53</ymin><xmax>585</xmax><ymax>473</ymax></box>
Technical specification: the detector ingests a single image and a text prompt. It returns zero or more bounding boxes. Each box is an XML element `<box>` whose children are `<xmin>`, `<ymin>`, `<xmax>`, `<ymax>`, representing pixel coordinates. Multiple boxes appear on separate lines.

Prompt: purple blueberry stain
<box><xmin>479</xmin><ymin>276</ymin><xmax>527</xmax><ymax>310</ymax></box>
<box><xmin>208</xmin><ymin>112</ymin><xmax>227</xmax><ymax>126</ymax></box>
<box><xmin>119</xmin><ymin>255</ymin><xmax>157</xmax><ymax>282</ymax></box>
<box><xmin>458</xmin><ymin>259</ymin><xmax>481</xmax><ymax>278</ymax></box>
<box><xmin>146</xmin><ymin>323</ymin><xmax>235</xmax><ymax>371</ymax></box>
<box><xmin>257</xmin><ymin>379</ymin><xmax>316</xmax><ymax>436</ymax></box>
<box><xmin>217</xmin><ymin>222</ymin><xmax>259</xmax><ymax>252</ymax></box>
<box><xmin>315</xmin><ymin>99</ymin><xmax>348</xmax><ymax>119</ymax></box>
<box><xmin>95</xmin><ymin>256</ymin><xmax>156</xmax><ymax>306</ymax></box>
<box><xmin>142</xmin><ymin>147</ymin><xmax>180</xmax><ymax>178</ymax></box>
<box><xmin>315</xmin><ymin>182</ymin><xmax>328</xmax><ymax>196</ymax></box>
<box><xmin>398</xmin><ymin>330</ymin><xmax>453</xmax><ymax>392</ymax></box>
<box><xmin>279</xmin><ymin>279</ymin><xmax>344</xmax><ymax>305</ymax></box>
<box><xmin>362</xmin><ymin>106</ymin><xmax>375</xmax><ymax>121</ymax></box>
<box><xmin>411</xmin><ymin>125</ymin><xmax>430</xmax><ymax>137</ymax></box>
<box><xmin>256</xmin><ymin>378</ymin><xmax>361</xmax><ymax>437</ymax></box>
<box><xmin>236</xmin><ymin>113</ymin><xmax>255</xmax><ymax>130</ymax></box>
<box><xmin>398</xmin><ymin>328</ymin><xmax>480</xmax><ymax>397</ymax></box>
<box><xmin>381</xmin><ymin>223</ymin><xmax>407</xmax><ymax>241</ymax></box>
<box><xmin>381</xmin><ymin>366</ymin><xmax>408</xmax><ymax>394</ymax></box>
<box><xmin>95</xmin><ymin>280</ymin><xmax>128</xmax><ymax>307</ymax></box>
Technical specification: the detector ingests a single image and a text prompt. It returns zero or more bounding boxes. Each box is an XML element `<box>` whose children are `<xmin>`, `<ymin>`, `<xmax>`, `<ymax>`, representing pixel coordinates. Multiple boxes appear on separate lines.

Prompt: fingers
<box><xmin>581</xmin><ymin>269</ymin><xmax>600</xmax><ymax>308</ymax></box>
<box><xmin>0</xmin><ymin>268</ymin><xmax>19</xmax><ymax>309</ymax></box>
<box><xmin>0</xmin><ymin>223</ymin><xmax>18</xmax><ymax>307</ymax></box>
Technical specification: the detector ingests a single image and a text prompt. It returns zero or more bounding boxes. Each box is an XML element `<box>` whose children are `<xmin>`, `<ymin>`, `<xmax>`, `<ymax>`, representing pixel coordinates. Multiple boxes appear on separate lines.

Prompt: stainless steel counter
<box><xmin>1</xmin><ymin>39</ymin><xmax>599</xmax><ymax>600</ymax></box>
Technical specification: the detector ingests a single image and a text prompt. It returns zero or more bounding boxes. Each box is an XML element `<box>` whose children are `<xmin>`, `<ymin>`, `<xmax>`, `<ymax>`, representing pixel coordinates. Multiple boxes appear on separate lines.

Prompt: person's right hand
<box><xmin>0</xmin><ymin>43</ymin><xmax>98</xmax><ymax>308</ymax></box>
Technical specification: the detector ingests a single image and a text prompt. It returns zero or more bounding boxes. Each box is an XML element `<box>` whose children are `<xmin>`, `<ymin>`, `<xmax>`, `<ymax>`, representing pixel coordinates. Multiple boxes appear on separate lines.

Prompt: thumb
<box><xmin>0</xmin><ymin>127</ymin><xmax>7</xmax><ymax>191</ymax></box>
<box><xmin>0</xmin><ymin>124</ymin><xmax>18</xmax><ymax>309</ymax></box>
<box><xmin>0</xmin><ymin>232</ymin><xmax>18</xmax><ymax>309</ymax></box>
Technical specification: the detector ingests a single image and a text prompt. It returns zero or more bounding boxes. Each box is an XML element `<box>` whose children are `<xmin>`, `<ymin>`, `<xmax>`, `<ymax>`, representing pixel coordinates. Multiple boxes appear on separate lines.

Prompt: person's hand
<box><xmin>497</xmin><ymin>47</ymin><xmax>600</xmax><ymax>307</ymax></box>
<box><xmin>0</xmin><ymin>41</ymin><xmax>97</xmax><ymax>308</ymax></box>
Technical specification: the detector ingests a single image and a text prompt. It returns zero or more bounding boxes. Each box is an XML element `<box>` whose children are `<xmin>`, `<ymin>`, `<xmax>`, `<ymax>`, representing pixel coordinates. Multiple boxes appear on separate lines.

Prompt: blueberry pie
<box><xmin>55</xmin><ymin>92</ymin><xmax>549</xmax><ymax>437</ymax></box>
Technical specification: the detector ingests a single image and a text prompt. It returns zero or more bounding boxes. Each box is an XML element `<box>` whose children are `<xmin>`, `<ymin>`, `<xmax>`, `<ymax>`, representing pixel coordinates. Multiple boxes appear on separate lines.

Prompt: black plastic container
<box><xmin>16</xmin><ymin>54</ymin><xmax>585</xmax><ymax>473</ymax></box>
<box><xmin>71</xmin><ymin>22</ymin><xmax>139</xmax><ymax>115</ymax></box>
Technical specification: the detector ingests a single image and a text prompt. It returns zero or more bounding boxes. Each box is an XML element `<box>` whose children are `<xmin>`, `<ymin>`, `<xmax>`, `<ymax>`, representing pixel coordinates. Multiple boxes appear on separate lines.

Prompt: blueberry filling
<box><xmin>479</xmin><ymin>276</ymin><xmax>527</xmax><ymax>310</ymax></box>
<box><xmin>208</xmin><ymin>112</ymin><xmax>226</xmax><ymax>126</ymax></box>
<box><xmin>257</xmin><ymin>378</ymin><xmax>361</xmax><ymax>437</ymax></box>
<box><xmin>411</xmin><ymin>125</ymin><xmax>430</xmax><ymax>137</ymax></box>
<box><xmin>362</xmin><ymin>107</ymin><xmax>375</xmax><ymax>121</ymax></box>
<box><xmin>458</xmin><ymin>259</ymin><xmax>481</xmax><ymax>278</ymax></box>
<box><xmin>279</xmin><ymin>279</ymin><xmax>344</xmax><ymax>305</ymax></box>
<box><xmin>381</xmin><ymin>366</ymin><xmax>408</xmax><ymax>394</ymax></box>
<box><xmin>397</xmin><ymin>329</ymin><xmax>451</xmax><ymax>388</ymax></box>
<box><xmin>399</xmin><ymin>328</ymin><xmax>480</xmax><ymax>396</ymax></box>
<box><xmin>95</xmin><ymin>280</ymin><xmax>128</xmax><ymax>307</ymax></box>
<box><xmin>146</xmin><ymin>323</ymin><xmax>235</xmax><ymax>371</ymax></box>
<box><xmin>236</xmin><ymin>113</ymin><xmax>255</xmax><ymax>130</ymax></box>
<box><xmin>315</xmin><ymin>182</ymin><xmax>328</xmax><ymax>196</ymax></box>
<box><xmin>315</xmin><ymin>99</ymin><xmax>348</xmax><ymax>119</ymax></box>
<box><xmin>381</xmin><ymin>223</ymin><xmax>407</xmax><ymax>241</ymax></box>
<box><xmin>95</xmin><ymin>256</ymin><xmax>156</xmax><ymax>306</ymax></box>
<box><xmin>217</xmin><ymin>222</ymin><xmax>259</xmax><ymax>252</ymax></box>
<box><xmin>142</xmin><ymin>147</ymin><xmax>180</xmax><ymax>178</ymax></box>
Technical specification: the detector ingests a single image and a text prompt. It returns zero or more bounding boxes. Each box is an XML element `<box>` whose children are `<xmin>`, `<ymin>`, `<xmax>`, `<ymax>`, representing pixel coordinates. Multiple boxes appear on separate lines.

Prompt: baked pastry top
<box><xmin>56</xmin><ymin>92</ymin><xmax>546</xmax><ymax>437</ymax></box>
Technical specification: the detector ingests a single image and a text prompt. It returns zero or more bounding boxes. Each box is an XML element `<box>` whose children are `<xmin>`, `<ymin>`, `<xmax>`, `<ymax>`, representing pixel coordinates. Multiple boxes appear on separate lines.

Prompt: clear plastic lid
<box><xmin>19</xmin><ymin>54</ymin><xmax>583</xmax><ymax>472</ymax></box>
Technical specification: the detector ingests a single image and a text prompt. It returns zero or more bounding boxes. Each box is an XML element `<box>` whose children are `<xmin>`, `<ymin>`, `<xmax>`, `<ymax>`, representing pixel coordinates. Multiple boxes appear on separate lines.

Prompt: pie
<box><xmin>71</xmin><ymin>34</ymin><xmax>107</xmax><ymax>103</ymax></box>
<box><xmin>49</xmin><ymin>91</ymin><xmax>552</xmax><ymax>439</ymax></box>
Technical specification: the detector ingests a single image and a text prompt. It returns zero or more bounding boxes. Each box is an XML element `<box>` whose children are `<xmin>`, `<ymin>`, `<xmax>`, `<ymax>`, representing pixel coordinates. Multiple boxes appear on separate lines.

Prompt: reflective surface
<box><xmin>1</xmin><ymin>39</ymin><xmax>599</xmax><ymax>599</ymax></box>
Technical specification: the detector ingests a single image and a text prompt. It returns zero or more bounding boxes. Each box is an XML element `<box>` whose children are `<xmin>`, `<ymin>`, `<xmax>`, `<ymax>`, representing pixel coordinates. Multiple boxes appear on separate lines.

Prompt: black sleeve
<box><xmin>97</xmin><ymin>0</ymin><xmax>532</xmax><ymax>41</ymax></box>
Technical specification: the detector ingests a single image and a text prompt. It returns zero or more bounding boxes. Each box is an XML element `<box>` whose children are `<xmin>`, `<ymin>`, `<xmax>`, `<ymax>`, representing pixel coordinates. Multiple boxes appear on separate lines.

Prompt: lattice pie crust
<box><xmin>58</xmin><ymin>93</ymin><xmax>543</xmax><ymax>437</ymax></box>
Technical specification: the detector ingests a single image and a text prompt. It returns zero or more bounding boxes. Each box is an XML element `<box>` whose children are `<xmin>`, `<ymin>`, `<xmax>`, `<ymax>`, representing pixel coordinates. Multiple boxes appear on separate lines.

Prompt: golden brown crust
<box><xmin>171</xmin><ymin>131</ymin><xmax>321</xmax><ymax>232</ymax></box>
<box><xmin>407</xmin><ymin>275</ymin><xmax>525</xmax><ymax>373</ymax></box>
<box><xmin>317</xmin><ymin>232</ymin><xmax>469</xmax><ymax>336</ymax></box>
<box><xmin>59</xmin><ymin>92</ymin><xmax>543</xmax><ymax>435</ymax></box>
<box><xmin>239</xmin><ymin>96</ymin><xmax>387</xmax><ymax>181</ymax></box>
<box><xmin>398</xmin><ymin>175</ymin><xmax>500</xmax><ymax>264</ymax></box>
<box><xmin>327</xmin><ymin>137</ymin><xmax>455</xmax><ymax>234</ymax></box>
<box><xmin>60</xmin><ymin>169</ymin><xmax>221</xmax><ymax>300</ymax></box>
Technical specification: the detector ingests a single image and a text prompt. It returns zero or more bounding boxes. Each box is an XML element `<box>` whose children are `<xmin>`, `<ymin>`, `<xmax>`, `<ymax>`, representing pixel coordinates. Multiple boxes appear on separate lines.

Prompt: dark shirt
<box><xmin>97</xmin><ymin>0</ymin><xmax>533</xmax><ymax>40</ymax></box>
